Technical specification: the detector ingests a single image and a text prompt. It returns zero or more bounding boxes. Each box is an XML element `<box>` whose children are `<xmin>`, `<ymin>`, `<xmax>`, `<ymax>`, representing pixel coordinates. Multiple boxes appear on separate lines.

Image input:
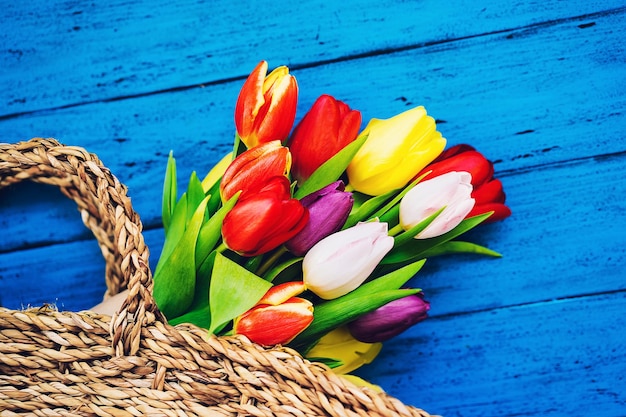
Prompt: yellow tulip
<box><xmin>346</xmin><ymin>106</ymin><xmax>446</xmax><ymax>196</ymax></box>
<box><xmin>306</xmin><ymin>326</ymin><xmax>382</xmax><ymax>374</ymax></box>
<box><xmin>340</xmin><ymin>374</ymin><xmax>383</xmax><ymax>392</ymax></box>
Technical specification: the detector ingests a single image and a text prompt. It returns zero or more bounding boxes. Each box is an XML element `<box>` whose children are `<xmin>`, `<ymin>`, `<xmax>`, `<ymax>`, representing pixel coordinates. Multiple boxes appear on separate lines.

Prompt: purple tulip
<box><xmin>285</xmin><ymin>181</ymin><xmax>354</xmax><ymax>256</ymax></box>
<box><xmin>347</xmin><ymin>293</ymin><xmax>430</xmax><ymax>343</ymax></box>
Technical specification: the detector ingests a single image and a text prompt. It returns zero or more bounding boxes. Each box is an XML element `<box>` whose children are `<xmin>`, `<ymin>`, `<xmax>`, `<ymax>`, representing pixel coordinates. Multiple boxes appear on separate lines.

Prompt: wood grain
<box><xmin>2</xmin><ymin>9</ymin><xmax>624</xmax><ymax>251</ymax></box>
<box><xmin>2</xmin><ymin>152</ymin><xmax>623</xmax><ymax>313</ymax></box>
<box><xmin>357</xmin><ymin>291</ymin><xmax>626</xmax><ymax>416</ymax></box>
<box><xmin>2</xmin><ymin>1</ymin><xmax>623</xmax><ymax>115</ymax></box>
<box><xmin>1</xmin><ymin>1</ymin><xmax>625</xmax><ymax>415</ymax></box>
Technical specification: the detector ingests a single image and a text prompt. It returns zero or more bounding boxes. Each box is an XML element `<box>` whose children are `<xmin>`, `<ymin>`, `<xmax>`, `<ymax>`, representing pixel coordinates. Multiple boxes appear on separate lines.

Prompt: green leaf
<box><xmin>205</xmin><ymin>175</ymin><xmax>224</xmax><ymax>216</ymax></box>
<box><xmin>232</xmin><ymin>132</ymin><xmax>247</xmax><ymax>158</ymax></box>
<box><xmin>379</xmin><ymin>204</ymin><xmax>399</xmax><ymax>225</ymax></box>
<box><xmin>207</xmin><ymin>253</ymin><xmax>273</xmax><ymax>335</ymax></box>
<box><xmin>156</xmin><ymin>194</ymin><xmax>188</xmax><ymax>274</ymax></box>
<box><xmin>289</xmin><ymin>289</ymin><xmax>418</xmax><ymax>353</ymax></box>
<box><xmin>244</xmin><ymin>255</ymin><xmax>264</xmax><ymax>274</ymax></box>
<box><xmin>343</xmin><ymin>190</ymin><xmax>396</xmax><ymax>229</ymax></box>
<box><xmin>195</xmin><ymin>193</ymin><xmax>239</xmax><ymax>270</ymax></box>
<box><xmin>153</xmin><ymin>196</ymin><xmax>209</xmax><ymax>319</ymax></box>
<box><xmin>393</xmin><ymin>207</ymin><xmax>445</xmax><ymax>247</ymax></box>
<box><xmin>343</xmin><ymin>172</ymin><xmax>432</xmax><ymax>229</ymax></box>
<box><xmin>186</xmin><ymin>171</ymin><xmax>207</xmax><ymax>222</ymax></box>
<box><xmin>381</xmin><ymin>212</ymin><xmax>493</xmax><ymax>265</ymax></box>
<box><xmin>306</xmin><ymin>357</ymin><xmax>344</xmax><ymax>368</ymax></box>
<box><xmin>294</xmin><ymin>133</ymin><xmax>369</xmax><ymax>199</ymax></box>
<box><xmin>369</xmin><ymin>172</ymin><xmax>429</xmax><ymax>221</ymax></box>
<box><xmin>201</xmin><ymin>151</ymin><xmax>232</xmax><ymax>194</ymax></box>
<box><xmin>263</xmin><ymin>257</ymin><xmax>303</xmax><ymax>282</ymax></box>
<box><xmin>289</xmin><ymin>259</ymin><xmax>425</xmax><ymax>352</ymax></box>
<box><xmin>168</xmin><ymin>305</ymin><xmax>211</xmax><ymax>329</ymax></box>
<box><xmin>418</xmin><ymin>241</ymin><xmax>502</xmax><ymax>258</ymax></box>
<box><xmin>162</xmin><ymin>151</ymin><xmax>177</xmax><ymax>233</ymax></box>
<box><xmin>191</xmin><ymin>250</ymin><xmax>217</xmax><ymax>309</ymax></box>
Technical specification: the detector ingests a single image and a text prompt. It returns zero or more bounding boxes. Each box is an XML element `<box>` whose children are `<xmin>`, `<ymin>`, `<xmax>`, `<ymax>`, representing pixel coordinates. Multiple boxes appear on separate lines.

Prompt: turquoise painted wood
<box><xmin>1</xmin><ymin>1</ymin><xmax>625</xmax><ymax>415</ymax></box>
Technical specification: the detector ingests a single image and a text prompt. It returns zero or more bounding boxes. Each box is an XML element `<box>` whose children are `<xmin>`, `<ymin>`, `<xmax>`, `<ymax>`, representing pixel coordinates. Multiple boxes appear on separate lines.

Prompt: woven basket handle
<box><xmin>0</xmin><ymin>138</ymin><xmax>162</xmax><ymax>355</ymax></box>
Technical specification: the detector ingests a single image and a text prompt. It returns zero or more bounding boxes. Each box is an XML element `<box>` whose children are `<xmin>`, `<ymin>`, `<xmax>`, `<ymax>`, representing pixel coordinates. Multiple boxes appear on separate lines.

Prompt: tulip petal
<box><xmin>347</xmin><ymin>107</ymin><xmax>447</xmax><ymax>195</ymax></box>
<box><xmin>235</xmin><ymin>298</ymin><xmax>314</xmax><ymax>346</ymax></box>
<box><xmin>256</xmin><ymin>73</ymin><xmax>298</xmax><ymax>144</ymax></box>
<box><xmin>286</xmin><ymin>182</ymin><xmax>353</xmax><ymax>256</ymax></box>
<box><xmin>347</xmin><ymin>293</ymin><xmax>430</xmax><ymax>343</ymax></box>
<box><xmin>469</xmin><ymin>203</ymin><xmax>512</xmax><ymax>223</ymax></box>
<box><xmin>473</xmin><ymin>179</ymin><xmax>506</xmax><ymax>204</ymax></box>
<box><xmin>222</xmin><ymin>179</ymin><xmax>309</xmax><ymax>257</ymax></box>
<box><xmin>258</xmin><ymin>281</ymin><xmax>307</xmax><ymax>306</ymax></box>
<box><xmin>235</xmin><ymin>61</ymin><xmax>268</xmax><ymax>140</ymax></box>
<box><xmin>303</xmin><ymin>221</ymin><xmax>394</xmax><ymax>299</ymax></box>
<box><xmin>399</xmin><ymin>171</ymin><xmax>475</xmax><ymax>239</ymax></box>
<box><xmin>305</xmin><ymin>326</ymin><xmax>382</xmax><ymax>374</ymax></box>
<box><xmin>290</xmin><ymin>95</ymin><xmax>362</xmax><ymax>183</ymax></box>
<box><xmin>421</xmin><ymin>150</ymin><xmax>494</xmax><ymax>187</ymax></box>
<box><xmin>220</xmin><ymin>141</ymin><xmax>291</xmax><ymax>202</ymax></box>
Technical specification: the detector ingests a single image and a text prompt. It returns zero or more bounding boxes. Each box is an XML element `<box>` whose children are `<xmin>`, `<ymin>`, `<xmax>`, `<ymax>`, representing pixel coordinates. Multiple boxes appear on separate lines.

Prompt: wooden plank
<box><xmin>2</xmin><ymin>240</ymin><xmax>624</xmax><ymax>415</ymax></box>
<box><xmin>2</xmin><ymin>1</ymin><xmax>623</xmax><ymax>115</ymax></box>
<box><xmin>2</xmin><ymin>9</ymin><xmax>624</xmax><ymax>251</ymax></box>
<box><xmin>0</xmin><ymin>227</ymin><xmax>165</xmax><ymax>312</ymax></box>
<box><xmin>409</xmin><ymin>153</ymin><xmax>626</xmax><ymax>316</ymax></box>
<box><xmin>357</xmin><ymin>291</ymin><xmax>626</xmax><ymax>416</ymax></box>
<box><xmin>1</xmin><ymin>154</ymin><xmax>624</xmax><ymax>317</ymax></box>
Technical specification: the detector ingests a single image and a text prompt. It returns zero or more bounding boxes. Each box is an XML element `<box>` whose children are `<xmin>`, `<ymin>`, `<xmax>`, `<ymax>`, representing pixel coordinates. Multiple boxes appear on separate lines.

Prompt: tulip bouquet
<box><xmin>152</xmin><ymin>61</ymin><xmax>511</xmax><ymax>377</ymax></box>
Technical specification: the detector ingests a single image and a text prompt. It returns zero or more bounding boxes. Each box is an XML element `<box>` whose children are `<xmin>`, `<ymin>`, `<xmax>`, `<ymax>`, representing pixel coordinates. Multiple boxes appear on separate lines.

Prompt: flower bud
<box><xmin>347</xmin><ymin>293</ymin><xmax>430</xmax><ymax>343</ymax></box>
<box><xmin>303</xmin><ymin>221</ymin><xmax>394</xmax><ymax>299</ymax></box>
<box><xmin>305</xmin><ymin>326</ymin><xmax>382</xmax><ymax>374</ymax></box>
<box><xmin>289</xmin><ymin>94</ymin><xmax>361</xmax><ymax>184</ymax></box>
<box><xmin>220</xmin><ymin>141</ymin><xmax>291</xmax><ymax>203</ymax></box>
<box><xmin>235</xmin><ymin>282</ymin><xmax>313</xmax><ymax>346</ymax></box>
<box><xmin>222</xmin><ymin>176</ymin><xmax>309</xmax><ymax>256</ymax></box>
<box><xmin>400</xmin><ymin>171</ymin><xmax>475</xmax><ymax>239</ymax></box>
<box><xmin>285</xmin><ymin>181</ymin><xmax>354</xmax><ymax>256</ymax></box>
<box><xmin>346</xmin><ymin>106</ymin><xmax>446</xmax><ymax>196</ymax></box>
<box><xmin>418</xmin><ymin>144</ymin><xmax>511</xmax><ymax>222</ymax></box>
<box><xmin>235</xmin><ymin>61</ymin><xmax>298</xmax><ymax>148</ymax></box>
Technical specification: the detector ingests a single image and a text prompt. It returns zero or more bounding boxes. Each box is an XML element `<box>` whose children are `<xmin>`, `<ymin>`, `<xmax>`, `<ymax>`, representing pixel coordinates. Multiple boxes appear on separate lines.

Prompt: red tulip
<box><xmin>222</xmin><ymin>176</ymin><xmax>309</xmax><ymax>256</ymax></box>
<box><xmin>220</xmin><ymin>141</ymin><xmax>291</xmax><ymax>203</ymax></box>
<box><xmin>235</xmin><ymin>281</ymin><xmax>314</xmax><ymax>346</ymax></box>
<box><xmin>235</xmin><ymin>61</ymin><xmax>298</xmax><ymax>148</ymax></box>
<box><xmin>288</xmin><ymin>94</ymin><xmax>361</xmax><ymax>184</ymax></box>
<box><xmin>418</xmin><ymin>144</ymin><xmax>511</xmax><ymax>222</ymax></box>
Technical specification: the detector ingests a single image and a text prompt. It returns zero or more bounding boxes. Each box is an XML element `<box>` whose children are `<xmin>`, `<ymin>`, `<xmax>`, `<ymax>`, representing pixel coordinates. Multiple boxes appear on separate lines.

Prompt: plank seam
<box><xmin>1</xmin><ymin>6</ymin><xmax>624</xmax><ymax>121</ymax></box>
<box><xmin>431</xmin><ymin>289</ymin><xmax>626</xmax><ymax>319</ymax></box>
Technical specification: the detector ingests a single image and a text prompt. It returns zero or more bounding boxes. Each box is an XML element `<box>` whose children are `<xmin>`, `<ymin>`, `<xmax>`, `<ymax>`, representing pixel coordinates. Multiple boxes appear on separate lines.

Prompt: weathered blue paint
<box><xmin>1</xmin><ymin>1</ymin><xmax>625</xmax><ymax>415</ymax></box>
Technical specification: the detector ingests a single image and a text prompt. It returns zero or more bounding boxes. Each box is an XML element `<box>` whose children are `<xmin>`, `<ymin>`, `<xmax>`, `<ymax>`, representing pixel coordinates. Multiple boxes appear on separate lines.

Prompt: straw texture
<box><xmin>0</xmin><ymin>138</ymin><xmax>432</xmax><ymax>416</ymax></box>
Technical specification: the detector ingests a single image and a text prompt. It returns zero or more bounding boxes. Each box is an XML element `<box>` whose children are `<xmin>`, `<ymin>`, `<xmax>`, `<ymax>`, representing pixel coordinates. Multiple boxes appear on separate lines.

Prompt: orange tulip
<box><xmin>235</xmin><ymin>281</ymin><xmax>314</xmax><ymax>346</ymax></box>
<box><xmin>220</xmin><ymin>141</ymin><xmax>291</xmax><ymax>203</ymax></box>
<box><xmin>235</xmin><ymin>60</ymin><xmax>298</xmax><ymax>148</ymax></box>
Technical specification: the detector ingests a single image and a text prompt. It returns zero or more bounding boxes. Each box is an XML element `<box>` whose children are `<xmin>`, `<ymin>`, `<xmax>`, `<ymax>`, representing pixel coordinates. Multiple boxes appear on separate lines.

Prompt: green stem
<box><xmin>232</xmin><ymin>132</ymin><xmax>241</xmax><ymax>159</ymax></box>
<box><xmin>215</xmin><ymin>242</ymin><xmax>228</xmax><ymax>253</ymax></box>
<box><xmin>257</xmin><ymin>246</ymin><xmax>288</xmax><ymax>277</ymax></box>
<box><xmin>388</xmin><ymin>223</ymin><xmax>404</xmax><ymax>237</ymax></box>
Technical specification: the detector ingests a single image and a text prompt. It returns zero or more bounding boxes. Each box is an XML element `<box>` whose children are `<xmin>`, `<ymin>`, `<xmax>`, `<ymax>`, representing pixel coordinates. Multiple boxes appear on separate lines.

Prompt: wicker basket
<box><xmin>0</xmin><ymin>138</ymin><xmax>433</xmax><ymax>416</ymax></box>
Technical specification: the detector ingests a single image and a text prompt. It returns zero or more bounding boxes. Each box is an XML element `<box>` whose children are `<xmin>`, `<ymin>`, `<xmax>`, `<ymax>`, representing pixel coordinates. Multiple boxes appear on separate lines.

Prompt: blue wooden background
<box><xmin>1</xmin><ymin>1</ymin><xmax>625</xmax><ymax>415</ymax></box>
